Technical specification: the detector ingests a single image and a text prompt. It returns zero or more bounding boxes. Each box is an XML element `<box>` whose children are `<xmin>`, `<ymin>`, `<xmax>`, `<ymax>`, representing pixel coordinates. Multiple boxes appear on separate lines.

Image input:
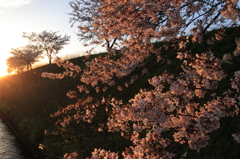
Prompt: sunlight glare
<box><xmin>0</xmin><ymin>64</ymin><xmax>8</xmax><ymax>77</ymax></box>
<box><xmin>0</xmin><ymin>28</ymin><xmax>29</xmax><ymax>77</ymax></box>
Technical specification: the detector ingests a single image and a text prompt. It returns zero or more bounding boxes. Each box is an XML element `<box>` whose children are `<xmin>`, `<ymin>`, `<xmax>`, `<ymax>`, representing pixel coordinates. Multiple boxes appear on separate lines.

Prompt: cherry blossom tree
<box><xmin>42</xmin><ymin>0</ymin><xmax>240</xmax><ymax>158</ymax></box>
<box><xmin>23</xmin><ymin>30</ymin><xmax>70</xmax><ymax>64</ymax></box>
<box><xmin>6</xmin><ymin>56</ymin><xmax>26</xmax><ymax>73</ymax></box>
<box><xmin>69</xmin><ymin>0</ymin><xmax>122</xmax><ymax>52</ymax></box>
<box><xmin>7</xmin><ymin>45</ymin><xmax>43</xmax><ymax>73</ymax></box>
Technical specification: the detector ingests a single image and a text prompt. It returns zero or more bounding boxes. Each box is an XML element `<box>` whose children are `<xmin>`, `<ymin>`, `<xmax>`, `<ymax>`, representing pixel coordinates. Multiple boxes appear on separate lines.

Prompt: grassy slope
<box><xmin>0</xmin><ymin>27</ymin><xmax>240</xmax><ymax>158</ymax></box>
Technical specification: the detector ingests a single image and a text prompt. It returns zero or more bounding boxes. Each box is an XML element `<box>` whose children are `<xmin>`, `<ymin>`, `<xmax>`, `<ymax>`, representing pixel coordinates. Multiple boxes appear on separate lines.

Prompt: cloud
<box><xmin>0</xmin><ymin>0</ymin><xmax>32</xmax><ymax>14</ymax></box>
<box><xmin>0</xmin><ymin>0</ymin><xmax>32</xmax><ymax>8</ymax></box>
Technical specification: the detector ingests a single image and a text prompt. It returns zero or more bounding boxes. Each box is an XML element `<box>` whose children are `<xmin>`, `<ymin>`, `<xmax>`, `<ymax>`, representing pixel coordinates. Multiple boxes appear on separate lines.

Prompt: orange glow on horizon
<box><xmin>0</xmin><ymin>65</ymin><xmax>9</xmax><ymax>77</ymax></box>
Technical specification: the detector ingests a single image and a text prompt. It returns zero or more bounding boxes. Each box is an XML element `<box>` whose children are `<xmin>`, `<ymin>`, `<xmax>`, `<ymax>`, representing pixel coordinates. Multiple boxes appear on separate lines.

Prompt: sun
<box><xmin>0</xmin><ymin>27</ymin><xmax>30</xmax><ymax>77</ymax></box>
<box><xmin>0</xmin><ymin>64</ymin><xmax>9</xmax><ymax>77</ymax></box>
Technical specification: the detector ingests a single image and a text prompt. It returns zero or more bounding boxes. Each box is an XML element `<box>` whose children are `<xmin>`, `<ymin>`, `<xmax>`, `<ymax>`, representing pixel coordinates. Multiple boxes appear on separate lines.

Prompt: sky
<box><xmin>0</xmin><ymin>0</ymin><xmax>101</xmax><ymax>76</ymax></box>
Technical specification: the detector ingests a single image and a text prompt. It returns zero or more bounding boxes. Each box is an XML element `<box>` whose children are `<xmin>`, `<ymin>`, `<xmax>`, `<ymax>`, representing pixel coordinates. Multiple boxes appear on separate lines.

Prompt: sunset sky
<box><xmin>0</xmin><ymin>0</ymin><xmax>99</xmax><ymax>76</ymax></box>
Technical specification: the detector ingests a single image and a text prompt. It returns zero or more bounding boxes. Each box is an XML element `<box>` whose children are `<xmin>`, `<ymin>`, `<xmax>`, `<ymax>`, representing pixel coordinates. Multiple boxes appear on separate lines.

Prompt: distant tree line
<box><xmin>7</xmin><ymin>30</ymin><xmax>70</xmax><ymax>74</ymax></box>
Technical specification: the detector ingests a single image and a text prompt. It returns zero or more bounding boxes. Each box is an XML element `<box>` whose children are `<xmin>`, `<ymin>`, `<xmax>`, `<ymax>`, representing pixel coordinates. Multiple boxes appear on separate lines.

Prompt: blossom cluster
<box><xmin>64</xmin><ymin>152</ymin><xmax>78</xmax><ymax>159</ymax></box>
<box><xmin>91</xmin><ymin>149</ymin><xmax>119</xmax><ymax>159</ymax></box>
<box><xmin>106</xmin><ymin>51</ymin><xmax>240</xmax><ymax>156</ymax></box>
<box><xmin>50</xmin><ymin>96</ymin><xmax>99</xmax><ymax>127</ymax></box>
<box><xmin>41</xmin><ymin>57</ymin><xmax>82</xmax><ymax>80</ymax></box>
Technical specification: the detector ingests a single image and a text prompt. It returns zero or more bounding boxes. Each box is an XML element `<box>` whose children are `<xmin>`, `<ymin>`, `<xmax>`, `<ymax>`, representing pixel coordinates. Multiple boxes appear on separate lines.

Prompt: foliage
<box><xmin>68</xmin><ymin>0</ymin><xmax>118</xmax><ymax>51</ymax></box>
<box><xmin>6</xmin><ymin>56</ymin><xmax>26</xmax><ymax>74</ymax></box>
<box><xmin>6</xmin><ymin>45</ymin><xmax>42</xmax><ymax>73</ymax></box>
<box><xmin>23</xmin><ymin>30</ymin><xmax>70</xmax><ymax>64</ymax></box>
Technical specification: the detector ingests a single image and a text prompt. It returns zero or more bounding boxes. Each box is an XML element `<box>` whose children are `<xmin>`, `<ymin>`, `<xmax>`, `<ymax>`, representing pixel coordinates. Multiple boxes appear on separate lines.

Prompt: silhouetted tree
<box><xmin>6</xmin><ymin>56</ymin><xmax>25</xmax><ymax>73</ymax></box>
<box><xmin>23</xmin><ymin>30</ymin><xmax>70</xmax><ymax>64</ymax></box>
<box><xmin>7</xmin><ymin>45</ymin><xmax>43</xmax><ymax>73</ymax></box>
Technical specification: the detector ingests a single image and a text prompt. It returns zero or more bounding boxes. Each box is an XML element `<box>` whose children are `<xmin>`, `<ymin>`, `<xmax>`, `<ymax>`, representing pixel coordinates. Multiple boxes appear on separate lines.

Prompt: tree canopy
<box><xmin>69</xmin><ymin>0</ymin><xmax>119</xmax><ymax>51</ymax></box>
<box><xmin>7</xmin><ymin>45</ymin><xmax>42</xmax><ymax>74</ymax></box>
<box><xmin>23</xmin><ymin>30</ymin><xmax>70</xmax><ymax>64</ymax></box>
